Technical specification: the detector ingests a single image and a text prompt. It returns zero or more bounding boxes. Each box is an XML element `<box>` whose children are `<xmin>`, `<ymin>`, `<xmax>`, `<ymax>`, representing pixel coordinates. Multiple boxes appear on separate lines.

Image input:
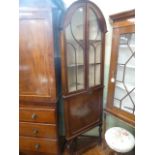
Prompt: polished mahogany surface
<box><xmin>19</xmin><ymin>106</ymin><xmax>56</xmax><ymax>124</ymax></box>
<box><xmin>20</xmin><ymin>122</ymin><xmax>57</xmax><ymax>139</ymax></box>
<box><xmin>19</xmin><ymin>7</ymin><xmax>57</xmax><ymax>103</ymax></box>
<box><xmin>64</xmin><ymin>89</ymin><xmax>102</xmax><ymax>139</ymax></box>
<box><xmin>20</xmin><ymin>137</ymin><xmax>58</xmax><ymax>154</ymax></box>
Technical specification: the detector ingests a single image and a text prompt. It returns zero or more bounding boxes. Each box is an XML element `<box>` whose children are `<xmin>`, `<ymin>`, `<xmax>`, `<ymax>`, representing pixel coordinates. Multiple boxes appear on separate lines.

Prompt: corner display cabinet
<box><xmin>60</xmin><ymin>0</ymin><xmax>107</xmax><ymax>153</ymax></box>
<box><xmin>19</xmin><ymin>0</ymin><xmax>64</xmax><ymax>155</ymax></box>
<box><xmin>106</xmin><ymin>10</ymin><xmax>135</xmax><ymax>126</ymax></box>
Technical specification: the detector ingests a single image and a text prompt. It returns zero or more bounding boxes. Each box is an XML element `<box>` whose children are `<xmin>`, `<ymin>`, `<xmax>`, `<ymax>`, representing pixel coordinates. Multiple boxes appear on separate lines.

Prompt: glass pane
<box><xmin>89</xmin><ymin>65</ymin><xmax>95</xmax><ymax>87</ymax></box>
<box><xmin>68</xmin><ymin>68</ymin><xmax>76</xmax><ymax>92</ymax></box>
<box><xmin>113</xmin><ymin>99</ymin><xmax>120</xmax><ymax>109</ymax></box>
<box><xmin>96</xmin><ymin>43</ymin><xmax>101</xmax><ymax>63</ymax></box>
<box><xmin>118</xmin><ymin>46</ymin><xmax>132</xmax><ymax>64</ymax></box>
<box><xmin>114</xmin><ymin>82</ymin><xmax>127</xmax><ymax>100</ymax></box>
<box><xmin>77</xmin><ymin>66</ymin><xmax>84</xmax><ymax>90</ymax></box>
<box><xmin>65</xmin><ymin>7</ymin><xmax>85</xmax><ymax>92</ymax></box>
<box><xmin>124</xmin><ymin>67</ymin><xmax>135</xmax><ymax>91</ymax></box>
<box><xmin>89</xmin><ymin>45</ymin><xmax>95</xmax><ymax>64</ymax></box>
<box><xmin>121</xmin><ymin>95</ymin><xmax>134</xmax><ymax>114</ymax></box>
<box><xmin>116</xmin><ymin>64</ymin><xmax>124</xmax><ymax>82</ymax></box>
<box><xmin>88</xmin><ymin>9</ymin><xmax>102</xmax><ymax>87</ymax></box>
<box><xmin>95</xmin><ymin>64</ymin><xmax>101</xmax><ymax>85</ymax></box>
<box><xmin>113</xmin><ymin>33</ymin><xmax>135</xmax><ymax>114</ymax></box>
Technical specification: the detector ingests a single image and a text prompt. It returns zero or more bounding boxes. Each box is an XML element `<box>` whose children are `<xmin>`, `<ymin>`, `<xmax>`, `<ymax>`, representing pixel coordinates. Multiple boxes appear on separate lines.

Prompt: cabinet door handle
<box><xmin>33</xmin><ymin>129</ymin><xmax>39</xmax><ymax>135</ymax></box>
<box><xmin>31</xmin><ymin>113</ymin><xmax>37</xmax><ymax>120</ymax></box>
<box><xmin>35</xmin><ymin>144</ymin><xmax>40</xmax><ymax>150</ymax></box>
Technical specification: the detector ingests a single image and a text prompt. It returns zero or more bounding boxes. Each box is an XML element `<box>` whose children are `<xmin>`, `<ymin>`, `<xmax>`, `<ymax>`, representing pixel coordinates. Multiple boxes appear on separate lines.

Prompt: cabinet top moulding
<box><xmin>109</xmin><ymin>9</ymin><xmax>135</xmax><ymax>22</ymax></box>
<box><xmin>109</xmin><ymin>9</ymin><xmax>135</xmax><ymax>28</ymax></box>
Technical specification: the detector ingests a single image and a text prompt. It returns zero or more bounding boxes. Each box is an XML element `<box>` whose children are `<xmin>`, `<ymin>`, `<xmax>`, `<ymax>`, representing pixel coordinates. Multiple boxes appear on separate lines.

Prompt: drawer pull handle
<box><xmin>31</xmin><ymin>113</ymin><xmax>37</xmax><ymax>120</ymax></box>
<box><xmin>33</xmin><ymin>129</ymin><xmax>39</xmax><ymax>135</ymax></box>
<box><xmin>35</xmin><ymin>144</ymin><xmax>40</xmax><ymax>150</ymax></box>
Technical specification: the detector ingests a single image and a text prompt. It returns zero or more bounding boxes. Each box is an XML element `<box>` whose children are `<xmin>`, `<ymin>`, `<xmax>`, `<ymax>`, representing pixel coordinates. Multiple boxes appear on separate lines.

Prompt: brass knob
<box><xmin>33</xmin><ymin>129</ymin><xmax>39</xmax><ymax>135</ymax></box>
<box><xmin>35</xmin><ymin>144</ymin><xmax>40</xmax><ymax>150</ymax></box>
<box><xmin>31</xmin><ymin>113</ymin><xmax>37</xmax><ymax>120</ymax></box>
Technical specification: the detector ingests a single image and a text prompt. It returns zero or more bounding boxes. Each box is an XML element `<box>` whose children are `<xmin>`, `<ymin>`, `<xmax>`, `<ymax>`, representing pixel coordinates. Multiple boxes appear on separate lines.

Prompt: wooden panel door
<box><xmin>19</xmin><ymin>8</ymin><xmax>57</xmax><ymax>103</ymax></box>
<box><xmin>64</xmin><ymin>89</ymin><xmax>102</xmax><ymax>139</ymax></box>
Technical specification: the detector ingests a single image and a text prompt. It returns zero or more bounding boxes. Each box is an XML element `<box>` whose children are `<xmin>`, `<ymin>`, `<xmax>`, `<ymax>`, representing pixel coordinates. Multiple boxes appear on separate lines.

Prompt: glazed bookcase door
<box><xmin>106</xmin><ymin>21</ymin><xmax>135</xmax><ymax>125</ymax></box>
<box><xmin>114</xmin><ymin>32</ymin><xmax>135</xmax><ymax>114</ymax></box>
<box><xmin>65</xmin><ymin>7</ymin><xmax>86</xmax><ymax>93</ymax></box>
<box><xmin>88</xmin><ymin>8</ymin><xmax>102</xmax><ymax>87</ymax></box>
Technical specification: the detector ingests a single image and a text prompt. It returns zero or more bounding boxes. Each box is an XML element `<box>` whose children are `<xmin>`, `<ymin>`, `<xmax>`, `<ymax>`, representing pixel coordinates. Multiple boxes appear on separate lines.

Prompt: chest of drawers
<box><xmin>19</xmin><ymin>106</ymin><xmax>59</xmax><ymax>155</ymax></box>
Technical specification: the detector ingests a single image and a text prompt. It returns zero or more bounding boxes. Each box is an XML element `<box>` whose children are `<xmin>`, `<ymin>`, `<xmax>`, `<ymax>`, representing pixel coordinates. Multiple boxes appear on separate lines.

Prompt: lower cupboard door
<box><xmin>64</xmin><ymin>89</ymin><xmax>102</xmax><ymax>138</ymax></box>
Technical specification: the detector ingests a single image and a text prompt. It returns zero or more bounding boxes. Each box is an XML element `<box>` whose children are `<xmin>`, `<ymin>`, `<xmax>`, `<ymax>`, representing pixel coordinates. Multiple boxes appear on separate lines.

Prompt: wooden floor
<box><xmin>83</xmin><ymin>145</ymin><xmax>134</xmax><ymax>155</ymax></box>
<box><xmin>63</xmin><ymin>136</ymin><xmax>134</xmax><ymax>155</ymax></box>
<box><xmin>64</xmin><ymin>145</ymin><xmax>109</xmax><ymax>155</ymax></box>
<box><xmin>83</xmin><ymin>145</ymin><xmax>107</xmax><ymax>155</ymax></box>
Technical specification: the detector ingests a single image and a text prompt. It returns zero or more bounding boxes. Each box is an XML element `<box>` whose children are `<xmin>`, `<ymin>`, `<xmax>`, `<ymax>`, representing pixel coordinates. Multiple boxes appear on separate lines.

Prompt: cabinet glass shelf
<box><xmin>118</xmin><ymin>64</ymin><xmax>135</xmax><ymax>69</ymax></box>
<box><xmin>119</xmin><ymin>44</ymin><xmax>135</xmax><ymax>48</ymax></box>
<box><xmin>67</xmin><ymin>63</ymin><xmax>84</xmax><ymax>67</ymax></box>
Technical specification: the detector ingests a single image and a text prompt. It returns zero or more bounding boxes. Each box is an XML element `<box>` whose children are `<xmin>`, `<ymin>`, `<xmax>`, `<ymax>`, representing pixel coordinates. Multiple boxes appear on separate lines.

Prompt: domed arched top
<box><xmin>62</xmin><ymin>0</ymin><xmax>107</xmax><ymax>33</ymax></box>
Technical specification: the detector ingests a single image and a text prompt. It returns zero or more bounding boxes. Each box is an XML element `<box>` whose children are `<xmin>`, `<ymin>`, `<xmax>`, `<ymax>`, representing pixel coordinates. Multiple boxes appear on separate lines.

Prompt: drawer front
<box><xmin>20</xmin><ymin>122</ymin><xmax>57</xmax><ymax>139</ymax></box>
<box><xmin>20</xmin><ymin>108</ymin><xmax>56</xmax><ymax>123</ymax></box>
<box><xmin>20</xmin><ymin>137</ymin><xmax>58</xmax><ymax>154</ymax></box>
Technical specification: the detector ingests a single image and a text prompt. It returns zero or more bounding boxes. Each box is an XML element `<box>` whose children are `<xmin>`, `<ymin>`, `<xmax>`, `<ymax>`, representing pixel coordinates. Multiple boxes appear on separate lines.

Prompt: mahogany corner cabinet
<box><xmin>59</xmin><ymin>0</ymin><xmax>107</xmax><ymax>153</ymax></box>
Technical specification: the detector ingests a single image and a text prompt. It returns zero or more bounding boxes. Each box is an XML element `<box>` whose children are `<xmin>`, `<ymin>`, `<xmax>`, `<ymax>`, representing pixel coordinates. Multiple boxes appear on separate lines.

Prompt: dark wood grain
<box><xmin>19</xmin><ymin>9</ymin><xmax>57</xmax><ymax>103</ymax></box>
<box><xmin>64</xmin><ymin>89</ymin><xmax>102</xmax><ymax>139</ymax></box>
<box><xmin>110</xmin><ymin>9</ymin><xmax>135</xmax><ymax>22</ymax></box>
<box><xmin>20</xmin><ymin>122</ymin><xmax>57</xmax><ymax>139</ymax></box>
<box><xmin>20</xmin><ymin>137</ymin><xmax>58</xmax><ymax>154</ymax></box>
<box><xmin>19</xmin><ymin>108</ymin><xmax>56</xmax><ymax>124</ymax></box>
<box><xmin>19</xmin><ymin>107</ymin><xmax>56</xmax><ymax>124</ymax></box>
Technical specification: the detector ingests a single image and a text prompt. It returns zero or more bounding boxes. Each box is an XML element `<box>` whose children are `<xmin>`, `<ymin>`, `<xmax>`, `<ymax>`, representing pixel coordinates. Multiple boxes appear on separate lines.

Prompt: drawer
<box><xmin>20</xmin><ymin>122</ymin><xmax>57</xmax><ymax>139</ymax></box>
<box><xmin>20</xmin><ymin>107</ymin><xmax>56</xmax><ymax>123</ymax></box>
<box><xmin>20</xmin><ymin>136</ymin><xmax>58</xmax><ymax>154</ymax></box>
